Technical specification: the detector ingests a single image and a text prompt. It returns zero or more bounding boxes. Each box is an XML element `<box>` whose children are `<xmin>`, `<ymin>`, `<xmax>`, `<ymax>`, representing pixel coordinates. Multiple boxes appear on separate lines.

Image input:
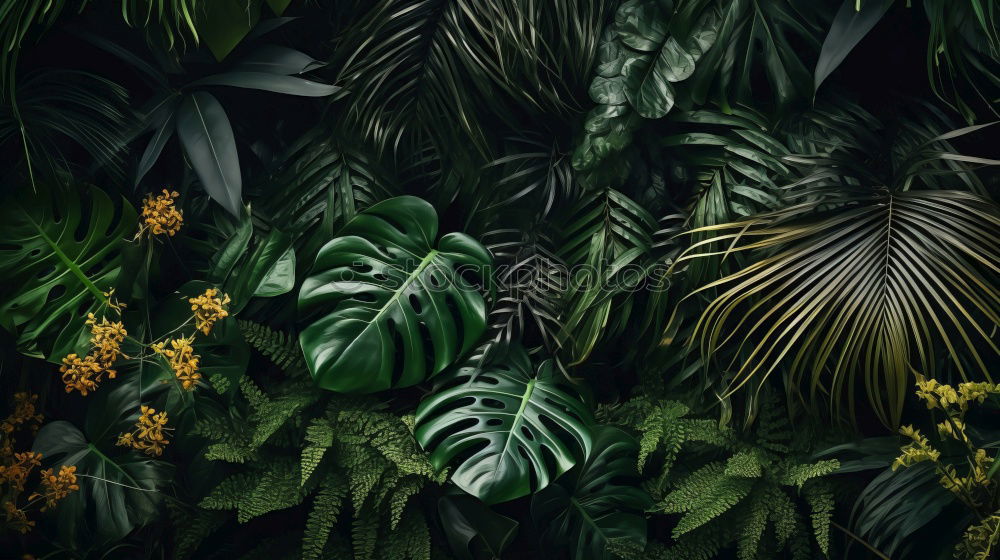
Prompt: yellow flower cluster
<box><xmin>892</xmin><ymin>425</ymin><xmax>941</xmax><ymax>470</ymax></box>
<box><xmin>86</xmin><ymin>313</ymin><xmax>127</xmax><ymax>369</ymax></box>
<box><xmin>0</xmin><ymin>452</ymin><xmax>41</xmax><ymax>493</ymax></box>
<box><xmin>896</xmin><ymin>378</ymin><xmax>1000</xmax><ymax>526</ymax></box>
<box><xmin>117</xmin><ymin>406</ymin><xmax>171</xmax><ymax>457</ymax></box>
<box><xmin>938</xmin><ymin>449</ymin><xmax>993</xmax><ymax>500</ymax></box>
<box><xmin>3</xmin><ymin>500</ymin><xmax>33</xmax><ymax>534</ymax></box>
<box><xmin>1</xmin><ymin>393</ymin><xmax>79</xmax><ymax>534</ymax></box>
<box><xmin>59</xmin><ymin>313</ymin><xmax>128</xmax><ymax>396</ymax></box>
<box><xmin>915</xmin><ymin>378</ymin><xmax>999</xmax><ymax>413</ymax></box>
<box><xmin>188</xmin><ymin>288</ymin><xmax>231</xmax><ymax>335</ymax></box>
<box><xmin>139</xmin><ymin>189</ymin><xmax>183</xmax><ymax>237</ymax></box>
<box><xmin>28</xmin><ymin>466</ymin><xmax>79</xmax><ymax>511</ymax></box>
<box><xmin>152</xmin><ymin>336</ymin><xmax>202</xmax><ymax>390</ymax></box>
<box><xmin>956</xmin><ymin>514</ymin><xmax>1000</xmax><ymax>560</ymax></box>
<box><xmin>59</xmin><ymin>354</ymin><xmax>106</xmax><ymax>396</ymax></box>
<box><xmin>1</xmin><ymin>393</ymin><xmax>43</xmax><ymax>439</ymax></box>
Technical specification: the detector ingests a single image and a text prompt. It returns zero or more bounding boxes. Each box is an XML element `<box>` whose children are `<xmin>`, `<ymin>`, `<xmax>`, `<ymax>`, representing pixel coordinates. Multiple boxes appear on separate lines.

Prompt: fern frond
<box><xmin>803</xmin><ymin>481</ymin><xmax>835</xmax><ymax>556</ymax></box>
<box><xmin>238</xmin><ymin>320</ymin><xmax>307</xmax><ymax>374</ymax></box>
<box><xmin>737</xmin><ymin>497</ymin><xmax>768</xmax><ymax>560</ymax></box>
<box><xmin>303</xmin><ymin>473</ymin><xmax>348</xmax><ymax>560</ymax></box>
<box><xmin>302</xmin><ymin>419</ymin><xmax>335</xmax><ymax>486</ymax></box>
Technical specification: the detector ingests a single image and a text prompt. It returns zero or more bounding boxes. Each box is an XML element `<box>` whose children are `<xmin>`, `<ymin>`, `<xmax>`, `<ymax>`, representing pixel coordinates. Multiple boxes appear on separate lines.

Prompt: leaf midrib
<box><xmin>22</xmin><ymin>207</ymin><xmax>107</xmax><ymax>303</ymax></box>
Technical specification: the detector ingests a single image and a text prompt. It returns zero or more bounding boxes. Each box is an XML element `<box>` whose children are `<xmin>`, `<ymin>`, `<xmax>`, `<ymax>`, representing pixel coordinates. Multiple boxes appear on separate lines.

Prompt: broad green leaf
<box><xmin>814</xmin><ymin>0</ymin><xmax>894</xmax><ymax>91</ymax></box>
<box><xmin>198</xmin><ymin>0</ymin><xmax>262</xmax><ymax>61</ymax></box>
<box><xmin>151</xmin><ymin>280</ymin><xmax>250</xmax><ymax>398</ymax></box>
<box><xmin>414</xmin><ymin>345</ymin><xmax>594</xmax><ymax>504</ymax></box>
<box><xmin>33</xmin><ymin>420</ymin><xmax>172</xmax><ymax>545</ymax></box>
<box><xmin>438</xmin><ymin>494</ymin><xmax>519</xmax><ymax>560</ymax></box>
<box><xmin>298</xmin><ymin>196</ymin><xmax>492</xmax><ymax>393</ymax></box>
<box><xmin>0</xmin><ymin>184</ymin><xmax>137</xmax><ymax>360</ymax></box>
<box><xmin>135</xmin><ymin>95</ymin><xmax>179</xmax><ymax>187</ymax></box>
<box><xmin>234</xmin><ymin>45</ymin><xmax>325</xmax><ymax>74</ymax></box>
<box><xmin>265</xmin><ymin>0</ymin><xmax>292</xmax><ymax>15</ymax></box>
<box><xmin>223</xmin><ymin>229</ymin><xmax>297</xmax><ymax>309</ymax></box>
<box><xmin>177</xmin><ymin>92</ymin><xmax>242</xmax><ymax>216</ymax></box>
<box><xmin>189</xmin><ymin>72</ymin><xmax>340</xmax><ymax>96</ymax></box>
<box><xmin>531</xmin><ymin>426</ymin><xmax>652</xmax><ymax>560</ymax></box>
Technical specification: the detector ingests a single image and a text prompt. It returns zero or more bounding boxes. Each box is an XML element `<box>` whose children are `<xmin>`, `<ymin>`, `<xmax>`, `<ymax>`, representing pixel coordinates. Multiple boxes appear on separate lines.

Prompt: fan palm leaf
<box><xmin>677</xmin><ymin>188</ymin><xmax>1000</xmax><ymax>426</ymax></box>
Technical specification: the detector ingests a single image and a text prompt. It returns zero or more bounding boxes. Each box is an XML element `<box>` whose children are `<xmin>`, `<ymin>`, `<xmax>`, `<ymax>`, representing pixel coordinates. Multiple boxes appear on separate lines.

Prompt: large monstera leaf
<box><xmin>414</xmin><ymin>345</ymin><xmax>594</xmax><ymax>504</ymax></box>
<box><xmin>298</xmin><ymin>196</ymin><xmax>492</xmax><ymax>393</ymax></box>
<box><xmin>33</xmin><ymin>372</ymin><xmax>173</xmax><ymax>547</ymax></box>
<box><xmin>532</xmin><ymin>426</ymin><xmax>651</xmax><ymax>559</ymax></box>
<box><xmin>0</xmin><ymin>184</ymin><xmax>137</xmax><ymax>359</ymax></box>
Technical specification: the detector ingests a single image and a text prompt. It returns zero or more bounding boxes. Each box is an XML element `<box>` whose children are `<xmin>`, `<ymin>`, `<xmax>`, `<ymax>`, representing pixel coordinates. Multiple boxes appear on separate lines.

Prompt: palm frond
<box><xmin>0</xmin><ymin>69</ymin><xmax>131</xmax><ymax>187</ymax></box>
<box><xmin>481</xmin><ymin>229</ymin><xmax>568</xmax><ymax>362</ymax></box>
<box><xmin>678</xmin><ymin>188</ymin><xmax>1000</xmax><ymax>426</ymax></box>
<box><xmin>333</xmin><ymin>0</ymin><xmax>613</xmax><ymax>153</ymax></box>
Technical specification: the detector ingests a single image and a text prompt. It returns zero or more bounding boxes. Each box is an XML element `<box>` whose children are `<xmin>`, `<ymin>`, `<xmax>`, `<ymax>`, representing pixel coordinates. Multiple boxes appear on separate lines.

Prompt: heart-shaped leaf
<box><xmin>0</xmin><ymin>184</ymin><xmax>137</xmax><ymax>360</ymax></box>
<box><xmin>414</xmin><ymin>345</ymin><xmax>593</xmax><ymax>504</ymax></box>
<box><xmin>298</xmin><ymin>196</ymin><xmax>492</xmax><ymax>393</ymax></box>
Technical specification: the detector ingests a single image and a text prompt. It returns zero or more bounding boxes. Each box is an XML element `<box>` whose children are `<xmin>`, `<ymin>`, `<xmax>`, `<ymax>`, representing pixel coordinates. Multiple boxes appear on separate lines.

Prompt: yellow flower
<box><xmin>103</xmin><ymin>288</ymin><xmax>127</xmax><ymax>314</ymax></box>
<box><xmin>892</xmin><ymin>425</ymin><xmax>941</xmax><ymax>471</ymax></box>
<box><xmin>2</xmin><ymin>501</ymin><xmax>34</xmax><ymax>534</ymax></box>
<box><xmin>188</xmin><ymin>288</ymin><xmax>231</xmax><ymax>335</ymax></box>
<box><xmin>0</xmin><ymin>451</ymin><xmax>42</xmax><ymax>492</ymax></box>
<box><xmin>152</xmin><ymin>336</ymin><xmax>202</xmax><ymax>391</ymax></box>
<box><xmin>959</xmin><ymin>382</ymin><xmax>998</xmax><ymax>408</ymax></box>
<box><xmin>116</xmin><ymin>406</ymin><xmax>171</xmax><ymax>457</ymax></box>
<box><xmin>1</xmin><ymin>393</ymin><xmax>43</xmax><ymax>435</ymax></box>
<box><xmin>955</xmin><ymin>514</ymin><xmax>1000</xmax><ymax>560</ymax></box>
<box><xmin>86</xmin><ymin>313</ymin><xmax>128</xmax><ymax>369</ymax></box>
<box><xmin>138</xmin><ymin>189</ymin><xmax>183</xmax><ymax>237</ymax></box>
<box><xmin>938</xmin><ymin>418</ymin><xmax>971</xmax><ymax>442</ymax></box>
<box><xmin>58</xmin><ymin>354</ymin><xmax>106</xmax><ymax>396</ymax></box>
<box><xmin>28</xmin><ymin>465</ymin><xmax>80</xmax><ymax>511</ymax></box>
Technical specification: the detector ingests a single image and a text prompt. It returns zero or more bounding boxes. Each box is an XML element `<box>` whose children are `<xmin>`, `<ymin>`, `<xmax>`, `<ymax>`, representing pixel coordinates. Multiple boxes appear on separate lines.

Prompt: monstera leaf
<box><xmin>0</xmin><ymin>184</ymin><xmax>137</xmax><ymax>359</ymax></box>
<box><xmin>298</xmin><ymin>196</ymin><xmax>492</xmax><ymax>393</ymax></box>
<box><xmin>33</xmin><ymin>419</ymin><xmax>172</xmax><ymax>546</ymax></box>
<box><xmin>531</xmin><ymin>426</ymin><xmax>651</xmax><ymax>560</ymax></box>
<box><xmin>414</xmin><ymin>345</ymin><xmax>594</xmax><ymax>504</ymax></box>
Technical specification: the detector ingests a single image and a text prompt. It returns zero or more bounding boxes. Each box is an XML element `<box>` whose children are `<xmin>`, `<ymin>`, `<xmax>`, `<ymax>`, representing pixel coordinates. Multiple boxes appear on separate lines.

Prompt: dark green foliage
<box><xmin>197</xmin><ymin>321</ymin><xmax>445</xmax><ymax>559</ymax></box>
<box><xmin>602</xmin><ymin>395</ymin><xmax>839</xmax><ymax>559</ymax></box>
<box><xmin>0</xmin><ymin>184</ymin><xmax>137</xmax><ymax>359</ymax></box>
<box><xmin>1</xmin><ymin>1</ymin><xmax>997</xmax><ymax>558</ymax></box>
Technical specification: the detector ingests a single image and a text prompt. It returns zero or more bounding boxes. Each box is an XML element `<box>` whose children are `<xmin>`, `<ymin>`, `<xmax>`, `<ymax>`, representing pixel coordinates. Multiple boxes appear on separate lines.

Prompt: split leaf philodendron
<box><xmin>298</xmin><ymin>196</ymin><xmax>493</xmax><ymax>393</ymax></box>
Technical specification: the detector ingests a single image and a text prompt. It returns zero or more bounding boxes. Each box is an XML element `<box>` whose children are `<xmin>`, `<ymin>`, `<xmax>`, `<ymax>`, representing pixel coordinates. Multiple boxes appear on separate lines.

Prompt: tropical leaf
<box><xmin>479</xmin><ymin>229</ymin><xmax>567</xmax><ymax>362</ymax></box>
<box><xmin>33</xmin><ymin>420</ymin><xmax>173</xmax><ymax>545</ymax></box>
<box><xmin>177</xmin><ymin>91</ymin><xmax>242</xmax><ymax>216</ymax></box>
<box><xmin>679</xmin><ymin>189</ymin><xmax>1000</xmax><ymax>426</ymax></box>
<box><xmin>260</xmin><ymin>128</ymin><xmax>393</xmax><ymax>262</ymax></box>
<box><xmin>333</xmin><ymin>0</ymin><xmax>612</xmax><ymax>151</ymax></box>
<box><xmin>414</xmin><ymin>344</ymin><xmax>594</xmax><ymax>504</ymax></box>
<box><xmin>531</xmin><ymin>425</ymin><xmax>652</xmax><ymax>560</ymax></box>
<box><xmin>298</xmin><ymin>196</ymin><xmax>492</xmax><ymax>393</ymax></box>
<box><xmin>0</xmin><ymin>69</ymin><xmax>131</xmax><ymax>186</ymax></box>
<box><xmin>556</xmin><ymin>188</ymin><xmax>657</xmax><ymax>365</ymax></box>
<box><xmin>573</xmin><ymin>0</ymin><xmax>720</xmax><ymax>172</ymax></box>
<box><xmin>0</xmin><ymin>183</ymin><xmax>137</xmax><ymax>360</ymax></box>
<box><xmin>686</xmin><ymin>0</ymin><xmax>828</xmax><ymax>110</ymax></box>
<box><xmin>438</xmin><ymin>494</ymin><xmax>519</xmax><ymax>560</ymax></box>
<box><xmin>814</xmin><ymin>0</ymin><xmax>894</xmax><ymax>92</ymax></box>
